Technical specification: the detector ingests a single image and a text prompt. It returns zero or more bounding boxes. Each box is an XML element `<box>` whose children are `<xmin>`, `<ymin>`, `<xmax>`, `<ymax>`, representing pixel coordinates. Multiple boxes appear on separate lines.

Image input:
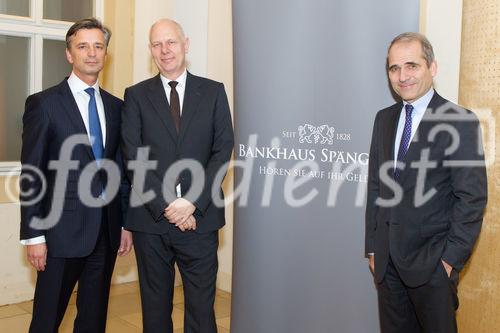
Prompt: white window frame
<box><xmin>0</xmin><ymin>0</ymin><xmax>103</xmax><ymax>173</ymax></box>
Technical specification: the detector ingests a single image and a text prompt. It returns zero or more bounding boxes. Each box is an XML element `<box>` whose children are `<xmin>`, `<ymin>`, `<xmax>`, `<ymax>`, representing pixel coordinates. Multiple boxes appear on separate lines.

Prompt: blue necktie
<box><xmin>394</xmin><ymin>104</ymin><xmax>413</xmax><ymax>179</ymax></box>
<box><xmin>84</xmin><ymin>87</ymin><xmax>104</xmax><ymax>161</ymax></box>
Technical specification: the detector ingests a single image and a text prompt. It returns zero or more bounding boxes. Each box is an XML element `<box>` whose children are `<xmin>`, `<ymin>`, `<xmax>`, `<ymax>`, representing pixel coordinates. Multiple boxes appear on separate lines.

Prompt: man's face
<box><xmin>149</xmin><ymin>21</ymin><xmax>189</xmax><ymax>80</ymax></box>
<box><xmin>65</xmin><ymin>28</ymin><xmax>107</xmax><ymax>83</ymax></box>
<box><xmin>387</xmin><ymin>40</ymin><xmax>437</xmax><ymax>103</ymax></box>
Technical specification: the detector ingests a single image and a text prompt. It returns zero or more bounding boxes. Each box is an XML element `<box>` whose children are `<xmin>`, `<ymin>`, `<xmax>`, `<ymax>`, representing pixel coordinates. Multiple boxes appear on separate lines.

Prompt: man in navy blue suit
<box><xmin>365</xmin><ymin>32</ymin><xmax>487</xmax><ymax>333</ymax></box>
<box><xmin>20</xmin><ymin>18</ymin><xmax>132</xmax><ymax>333</ymax></box>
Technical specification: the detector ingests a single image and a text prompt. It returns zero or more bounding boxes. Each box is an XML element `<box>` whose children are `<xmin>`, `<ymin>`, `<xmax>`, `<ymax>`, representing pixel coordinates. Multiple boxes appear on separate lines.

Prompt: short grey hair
<box><xmin>387</xmin><ymin>32</ymin><xmax>435</xmax><ymax>67</ymax></box>
<box><xmin>66</xmin><ymin>18</ymin><xmax>111</xmax><ymax>49</ymax></box>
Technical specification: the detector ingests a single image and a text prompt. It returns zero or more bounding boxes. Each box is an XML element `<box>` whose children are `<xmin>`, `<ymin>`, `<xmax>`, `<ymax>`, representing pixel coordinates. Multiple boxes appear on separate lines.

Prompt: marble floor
<box><xmin>0</xmin><ymin>282</ymin><xmax>231</xmax><ymax>332</ymax></box>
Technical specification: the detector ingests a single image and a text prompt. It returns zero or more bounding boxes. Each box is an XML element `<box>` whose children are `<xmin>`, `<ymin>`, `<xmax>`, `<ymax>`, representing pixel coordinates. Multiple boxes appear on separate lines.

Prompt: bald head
<box><xmin>149</xmin><ymin>18</ymin><xmax>185</xmax><ymax>43</ymax></box>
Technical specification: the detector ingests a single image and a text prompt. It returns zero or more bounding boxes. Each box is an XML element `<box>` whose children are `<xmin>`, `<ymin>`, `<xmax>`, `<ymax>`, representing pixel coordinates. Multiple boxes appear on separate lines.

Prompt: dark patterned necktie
<box><xmin>394</xmin><ymin>104</ymin><xmax>413</xmax><ymax>179</ymax></box>
<box><xmin>168</xmin><ymin>81</ymin><xmax>181</xmax><ymax>133</ymax></box>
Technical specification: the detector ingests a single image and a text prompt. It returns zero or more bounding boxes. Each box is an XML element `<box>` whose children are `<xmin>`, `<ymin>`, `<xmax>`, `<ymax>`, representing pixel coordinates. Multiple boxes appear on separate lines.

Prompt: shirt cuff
<box><xmin>176</xmin><ymin>184</ymin><xmax>182</xmax><ymax>198</ymax></box>
<box><xmin>367</xmin><ymin>253</ymin><xmax>374</xmax><ymax>256</ymax></box>
<box><xmin>20</xmin><ymin>236</ymin><xmax>46</xmax><ymax>245</ymax></box>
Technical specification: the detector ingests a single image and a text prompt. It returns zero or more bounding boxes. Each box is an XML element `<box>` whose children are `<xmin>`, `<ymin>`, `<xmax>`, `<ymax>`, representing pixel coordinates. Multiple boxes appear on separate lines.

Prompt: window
<box><xmin>44</xmin><ymin>0</ymin><xmax>94</xmax><ymax>22</ymax></box>
<box><xmin>0</xmin><ymin>0</ymin><xmax>30</xmax><ymax>17</ymax></box>
<box><xmin>0</xmin><ymin>0</ymin><xmax>103</xmax><ymax>170</ymax></box>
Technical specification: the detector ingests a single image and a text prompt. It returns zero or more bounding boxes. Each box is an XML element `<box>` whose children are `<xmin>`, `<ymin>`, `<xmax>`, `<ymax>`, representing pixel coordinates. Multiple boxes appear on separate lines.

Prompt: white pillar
<box><xmin>420</xmin><ymin>0</ymin><xmax>463</xmax><ymax>103</ymax></box>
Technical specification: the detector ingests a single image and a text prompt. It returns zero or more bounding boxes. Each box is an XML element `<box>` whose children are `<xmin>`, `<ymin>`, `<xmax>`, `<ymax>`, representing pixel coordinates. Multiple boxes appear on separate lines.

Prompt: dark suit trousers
<box><xmin>377</xmin><ymin>257</ymin><xmax>459</xmax><ymax>333</ymax></box>
<box><xmin>134</xmin><ymin>228</ymin><xmax>219</xmax><ymax>333</ymax></box>
<box><xmin>29</xmin><ymin>216</ymin><xmax>117</xmax><ymax>333</ymax></box>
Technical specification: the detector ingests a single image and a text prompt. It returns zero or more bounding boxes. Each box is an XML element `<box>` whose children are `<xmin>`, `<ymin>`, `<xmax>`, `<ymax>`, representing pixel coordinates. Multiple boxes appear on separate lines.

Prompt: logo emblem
<box><xmin>298</xmin><ymin>124</ymin><xmax>335</xmax><ymax>145</ymax></box>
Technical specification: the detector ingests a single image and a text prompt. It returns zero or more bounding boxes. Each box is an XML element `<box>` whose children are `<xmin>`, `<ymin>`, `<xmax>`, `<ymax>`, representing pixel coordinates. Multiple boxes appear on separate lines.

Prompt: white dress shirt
<box><xmin>160</xmin><ymin>69</ymin><xmax>187</xmax><ymax>197</ymax></box>
<box><xmin>160</xmin><ymin>69</ymin><xmax>187</xmax><ymax>115</ymax></box>
<box><xmin>21</xmin><ymin>72</ymin><xmax>107</xmax><ymax>245</ymax></box>
<box><xmin>67</xmin><ymin>72</ymin><xmax>107</xmax><ymax>146</ymax></box>
<box><xmin>393</xmin><ymin>88</ymin><xmax>435</xmax><ymax>168</ymax></box>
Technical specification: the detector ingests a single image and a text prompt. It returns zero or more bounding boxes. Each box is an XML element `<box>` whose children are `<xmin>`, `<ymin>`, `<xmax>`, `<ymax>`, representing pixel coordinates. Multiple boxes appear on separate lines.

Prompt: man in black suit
<box><xmin>365</xmin><ymin>32</ymin><xmax>487</xmax><ymax>333</ymax></box>
<box><xmin>20</xmin><ymin>18</ymin><xmax>132</xmax><ymax>333</ymax></box>
<box><xmin>121</xmin><ymin>18</ymin><xmax>234</xmax><ymax>333</ymax></box>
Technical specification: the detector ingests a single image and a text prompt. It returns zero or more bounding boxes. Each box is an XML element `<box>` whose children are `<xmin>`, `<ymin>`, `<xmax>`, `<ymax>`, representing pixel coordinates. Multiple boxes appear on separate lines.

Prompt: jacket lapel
<box><xmin>178</xmin><ymin>72</ymin><xmax>203</xmax><ymax>144</ymax></box>
<box><xmin>147</xmin><ymin>74</ymin><xmax>178</xmax><ymax>142</ymax></box>
<box><xmin>100</xmin><ymin>89</ymin><xmax>114</xmax><ymax>159</ymax></box>
<box><xmin>384</xmin><ymin>102</ymin><xmax>402</xmax><ymax>165</ymax></box>
<box><xmin>57</xmin><ymin>79</ymin><xmax>95</xmax><ymax>161</ymax></box>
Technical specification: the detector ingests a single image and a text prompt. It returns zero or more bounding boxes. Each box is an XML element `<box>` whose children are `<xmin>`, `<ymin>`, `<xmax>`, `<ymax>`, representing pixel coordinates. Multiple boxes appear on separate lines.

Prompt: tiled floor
<box><xmin>0</xmin><ymin>282</ymin><xmax>231</xmax><ymax>332</ymax></box>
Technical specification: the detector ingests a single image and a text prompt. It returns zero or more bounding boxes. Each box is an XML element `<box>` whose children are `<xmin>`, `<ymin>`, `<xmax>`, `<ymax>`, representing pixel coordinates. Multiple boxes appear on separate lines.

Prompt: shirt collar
<box><xmin>402</xmin><ymin>87</ymin><xmax>434</xmax><ymax>115</ymax></box>
<box><xmin>160</xmin><ymin>69</ymin><xmax>187</xmax><ymax>89</ymax></box>
<box><xmin>67</xmin><ymin>72</ymin><xmax>100</xmax><ymax>95</ymax></box>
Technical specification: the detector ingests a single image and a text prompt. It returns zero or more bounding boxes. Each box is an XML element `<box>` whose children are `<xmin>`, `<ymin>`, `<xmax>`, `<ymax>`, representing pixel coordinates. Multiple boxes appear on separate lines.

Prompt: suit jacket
<box><xmin>121</xmin><ymin>72</ymin><xmax>234</xmax><ymax>234</ymax></box>
<box><xmin>365</xmin><ymin>91</ymin><xmax>487</xmax><ymax>287</ymax></box>
<box><xmin>20</xmin><ymin>78</ymin><xmax>128</xmax><ymax>258</ymax></box>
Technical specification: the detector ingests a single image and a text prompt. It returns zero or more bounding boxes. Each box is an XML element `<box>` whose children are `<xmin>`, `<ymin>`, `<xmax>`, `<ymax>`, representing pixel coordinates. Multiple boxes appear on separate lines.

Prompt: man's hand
<box><xmin>441</xmin><ymin>259</ymin><xmax>453</xmax><ymax>278</ymax></box>
<box><xmin>118</xmin><ymin>229</ymin><xmax>133</xmax><ymax>256</ymax></box>
<box><xmin>164</xmin><ymin>198</ymin><xmax>196</xmax><ymax>226</ymax></box>
<box><xmin>177</xmin><ymin>215</ymin><xmax>197</xmax><ymax>232</ymax></box>
<box><xmin>27</xmin><ymin>243</ymin><xmax>47</xmax><ymax>271</ymax></box>
<box><xmin>369</xmin><ymin>255</ymin><xmax>375</xmax><ymax>274</ymax></box>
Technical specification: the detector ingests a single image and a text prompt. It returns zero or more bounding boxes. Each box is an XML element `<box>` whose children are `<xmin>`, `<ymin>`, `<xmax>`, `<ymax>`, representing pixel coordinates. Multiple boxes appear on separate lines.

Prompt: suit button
<box><xmin>386</xmin><ymin>221</ymin><xmax>390</xmax><ymax>226</ymax></box>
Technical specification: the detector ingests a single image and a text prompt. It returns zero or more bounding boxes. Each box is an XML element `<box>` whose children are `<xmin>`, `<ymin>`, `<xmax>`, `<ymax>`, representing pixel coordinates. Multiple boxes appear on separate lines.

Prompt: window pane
<box><xmin>0</xmin><ymin>35</ymin><xmax>30</xmax><ymax>162</ymax></box>
<box><xmin>0</xmin><ymin>0</ymin><xmax>30</xmax><ymax>17</ymax></box>
<box><xmin>43</xmin><ymin>39</ymin><xmax>72</xmax><ymax>89</ymax></box>
<box><xmin>43</xmin><ymin>0</ymin><xmax>93</xmax><ymax>22</ymax></box>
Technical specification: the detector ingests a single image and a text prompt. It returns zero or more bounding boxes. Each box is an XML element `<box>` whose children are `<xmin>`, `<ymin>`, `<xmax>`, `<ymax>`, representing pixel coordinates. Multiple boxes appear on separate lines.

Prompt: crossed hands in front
<box><xmin>164</xmin><ymin>198</ymin><xmax>197</xmax><ymax>232</ymax></box>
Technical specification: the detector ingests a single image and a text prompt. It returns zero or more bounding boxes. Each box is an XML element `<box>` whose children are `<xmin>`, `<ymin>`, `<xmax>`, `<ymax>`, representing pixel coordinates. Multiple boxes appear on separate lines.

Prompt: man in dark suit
<box><xmin>20</xmin><ymin>18</ymin><xmax>132</xmax><ymax>333</ymax></box>
<box><xmin>121</xmin><ymin>18</ymin><xmax>234</xmax><ymax>333</ymax></box>
<box><xmin>365</xmin><ymin>32</ymin><xmax>487</xmax><ymax>333</ymax></box>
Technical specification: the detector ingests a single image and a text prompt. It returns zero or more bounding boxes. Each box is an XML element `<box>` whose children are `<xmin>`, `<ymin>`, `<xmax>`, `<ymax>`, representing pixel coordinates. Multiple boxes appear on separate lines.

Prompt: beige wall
<box><xmin>456</xmin><ymin>0</ymin><xmax>500</xmax><ymax>332</ymax></box>
<box><xmin>132</xmin><ymin>0</ymin><xmax>172</xmax><ymax>82</ymax></box>
<box><xmin>0</xmin><ymin>201</ymin><xmax>35</xmax><ymax>304</ymax></box>
<box><xmin>102</xmin><ymin>0</ymin><xmax>135</xmax><ymax>99</ymax></box>
<box><xmin>101</xmin><ymin>0</ymin><xmax>139</xmax><ymax>285</ymax></box>
<box><xmin>207</xmin><ymin>0</ymin><xmax>234</xmax><ymax>292</ymax></box>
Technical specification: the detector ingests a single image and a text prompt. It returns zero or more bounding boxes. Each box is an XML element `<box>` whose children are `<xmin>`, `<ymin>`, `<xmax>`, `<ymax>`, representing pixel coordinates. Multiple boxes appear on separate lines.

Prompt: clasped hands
<box><xmin>164</xmin><ymin>198</ymin><xmax>197</xmax><ymax>232</ymax></box>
